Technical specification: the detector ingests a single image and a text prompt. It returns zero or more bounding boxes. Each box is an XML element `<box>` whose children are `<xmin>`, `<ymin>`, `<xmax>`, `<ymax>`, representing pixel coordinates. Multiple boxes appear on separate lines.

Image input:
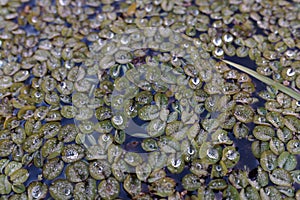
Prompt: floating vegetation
<box><xmin>0</xmin><ymin>0</ymin><xmax>300</xmax><ymax>199</ymax></box>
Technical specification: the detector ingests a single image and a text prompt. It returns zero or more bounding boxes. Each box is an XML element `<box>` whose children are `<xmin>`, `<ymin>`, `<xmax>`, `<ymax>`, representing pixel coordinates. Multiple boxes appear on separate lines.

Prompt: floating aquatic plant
<box><xmin>0</xmin><ymin>0</ymin><xmax>300</xmax><ymax>199</ymax></box>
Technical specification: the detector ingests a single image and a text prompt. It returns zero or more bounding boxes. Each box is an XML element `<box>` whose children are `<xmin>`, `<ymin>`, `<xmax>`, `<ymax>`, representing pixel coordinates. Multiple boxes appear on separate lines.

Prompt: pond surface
<box><xmin>0</xmin><ymin>0</ymin><xmax>300</xmax><ymax>199</ymax></box>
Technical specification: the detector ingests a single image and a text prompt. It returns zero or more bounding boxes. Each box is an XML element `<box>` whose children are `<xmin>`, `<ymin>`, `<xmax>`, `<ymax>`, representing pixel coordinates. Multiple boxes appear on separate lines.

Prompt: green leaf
<box><xmin>0</xmin><ymin>175</ymin><xmax>12</xmax><ymax>195</ymax></box>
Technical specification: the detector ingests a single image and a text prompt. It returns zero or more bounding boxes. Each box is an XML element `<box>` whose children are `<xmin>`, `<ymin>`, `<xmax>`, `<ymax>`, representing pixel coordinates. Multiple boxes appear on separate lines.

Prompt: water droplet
<box><xmin>214</xmin><ymin>48</ymin><xmax>224</xmax><ymax>56</ymax></box>
<box><xmin>102</xmin><ymin>134</ymin><xmax>109</xmax><ymax>142</ymax></box>
<box><xmin>285</xmin><ymin>50</ymin><xmax>295</xmax><ymax>58</ymax></box>
<box><xmin>112</xmin><ymin>115</ymin><xmax>123</xmax><ymax>125</ymax></box>
<box><xmin>145</xmin><ymin>4</ymin><xmax>153</xmax><ymax>12</ymax></box>
<box><xmin>223</xmin><ymin>33</ymin><xmax>233</xmax><ymax>43</ymax></box>
<box><xmin>286</xmin><ymin>68</ymin><xmax>295</xmax><ymax>76</ymax></box>
<box><xmin>171</xmin><ymin>159</ymin><xmax>181</xmax><ymax>168</ymax></box>
<box><xmin>207</xmin><ymin>148</ymin><xmax>219</xmax><ymax>160</ymax></box>
<box><xmin>267</xmin><ymin>163</ymin><xmax>274</xmax><ymax>170</ymax></box>
<box><xmin>226</xmin><ymin>150</ymin><xmax>237</xmax><ymax>160</ymax></box>
<box><xmin>218</xmin><ymin>133</ymin><xmax>228</xmax><ymax>142</ymax></box>
<box><xmin>85</xmin><ymin>124</ymin><xmax>92</xmax><ymax>130</ymax></box>
<box><xmin>35</xmin><ymin>92</ymin><xmax>41</xmax><ymax>98</ymax></box>
<box><xmin>187</xmin><ymin>147</ymin><xmax>195</xmax><ymax>155</ymax></box>
<box><xmin>64</xmin><ymin>187</ymin><xmax>71</xmax><ymax>196</ymax></box>
<box><xmin>191</xmin><ymin>77</ymin><xmax>200</xmax><ymax>85</ymax></box>
<box><xmin>59</xmin><ymin>0</ymin><xmax>70</xmax><ymax>6</ymax></box>
<box><xmin>213</xmin><ymin>37</ymin><xmax>222</xmax><ymax>46</ymax></box>
<box><xmin>196</xmin><ymin>163</ymin><xmax>202</xmax><ymax>169</ymax></box>
<box><xmin>31</xmin><ymin>186</ymin><xmax>41</xmax><ymax>198</ymax></box>
<box><xmin>216</xmin><ymin>165</ymin><xmax>222</xmax><ymax>171</ymax></box>
<box><xmin>66</xmin><ymin>149</ymin><xmax>78</xmax><ymax>159</ymax></box>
